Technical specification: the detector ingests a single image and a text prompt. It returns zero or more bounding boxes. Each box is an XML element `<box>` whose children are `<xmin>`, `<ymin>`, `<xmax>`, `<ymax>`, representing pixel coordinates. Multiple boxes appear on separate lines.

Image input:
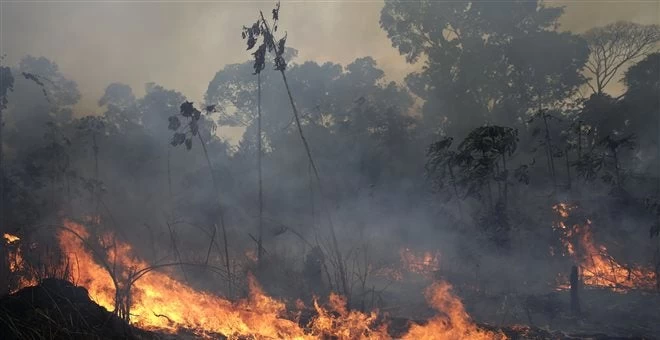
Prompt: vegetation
<box><xmin>0</xmin><ymin>0</ymin><xmax>658</xmax><ymax>337</ymax></box>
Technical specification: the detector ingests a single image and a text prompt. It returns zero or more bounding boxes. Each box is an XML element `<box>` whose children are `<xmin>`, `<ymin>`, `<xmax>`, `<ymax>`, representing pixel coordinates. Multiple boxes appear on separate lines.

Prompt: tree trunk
<box><xmin>258</xmin><ymin>10</ymin><xmax>349</xmax><ymax>302</ymax></box>
<box><xmin>542</xmin><ymin>112</ymin><xmax>557</xmax><ymax>189</ymax></box>
<box><xmin>257</xmin><ymin>72</ymin><xmax>264</xmax><ymax>268</ymax></box>
<box><xmin>196</xmin><ymin>132</ymin><xmax>232</xmax><ymax>294</ymax></box>
<box><xmin>612</xmin><ymin>148</ymin><xmax>622</xmax><ymax>188</ymax></box>
<box><xmin>577</xmin><ymin>121</ymin><xmax>583</xmax><ymax>161</ymax></box>
<box><xmin>570</xmin><ymin>265</ymin><xmax>581</xmax><ymax>316</ymax></box>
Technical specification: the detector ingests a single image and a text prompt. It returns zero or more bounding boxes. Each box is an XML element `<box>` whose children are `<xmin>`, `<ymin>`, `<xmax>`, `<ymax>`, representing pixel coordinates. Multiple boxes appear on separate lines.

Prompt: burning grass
<box><xmin>5</xmin><ymin>219</ymin><xmax>507</xmax><ymax>339</ymax></box>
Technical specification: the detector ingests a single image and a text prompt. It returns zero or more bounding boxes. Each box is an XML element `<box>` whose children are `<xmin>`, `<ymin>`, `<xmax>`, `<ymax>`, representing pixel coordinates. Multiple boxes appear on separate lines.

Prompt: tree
<box><xmin>583</xmin><ymin>21</ymin><xmax>660</xmax><ymax>95</ymax></box>
<box><xmin>99</xmin><ymin>83</ymin><xmax>140</xmax><ymax>134</ymax></box>
<box><xmin>620</xmin><ymin>53</ymin><xmax>660</xmax><ymax>157</ymax></box>
<box><xmin>5</xmin><ymin>56</ymin><xmax>80</xmax><ymax>155</ymax></box>
<box><xmin>140</xmin><ymin>83</ymin><xmax>187</xmax><ymax>139</ymax></box>
<box><xmin>426</xmin><ymin>126</ymin><xmax>522</xmax><ymax>248</ymax></box>
<box><xmin>168</xmin><ymin>101</ymin><xmax>232</xmax><ymax>292</ymax></box>
<box><xmin>380</xmin><ymin>1</ymin><xmax>585</xmax><ymax>137</ymax></box>
<box><xmin>206</xmin><ymin>56</ymin><xmax>412</xmax><ymax>144</ymax></box>
<box><xmin>0</xmin><ymin>59</ymin><xmax>53</xmax><ymax>295</ymax></box>
<box><xmin>241</xmin><ymin>4</ymin><xmax>356</xmax><ymax>299</ymax></box>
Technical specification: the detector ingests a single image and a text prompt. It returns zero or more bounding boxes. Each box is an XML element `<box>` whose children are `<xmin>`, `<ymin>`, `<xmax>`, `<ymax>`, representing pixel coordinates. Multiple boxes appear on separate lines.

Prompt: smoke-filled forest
<box><xmin>0</xmin><ymin>1</ymin><xmax>659</xmax><ymax>339</ymax></box>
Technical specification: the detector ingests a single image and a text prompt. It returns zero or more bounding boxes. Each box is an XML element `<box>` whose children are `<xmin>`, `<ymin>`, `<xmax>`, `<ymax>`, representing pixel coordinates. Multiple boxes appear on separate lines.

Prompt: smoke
<box><xmin>3</xmin><ymin>2</ymin><xmax>655</xmax><ymax>116</ymax></box>
<box><xmin>1</xmin><ymin>1</ymin><xmax>659</xmax><ymax>337</ymax></box>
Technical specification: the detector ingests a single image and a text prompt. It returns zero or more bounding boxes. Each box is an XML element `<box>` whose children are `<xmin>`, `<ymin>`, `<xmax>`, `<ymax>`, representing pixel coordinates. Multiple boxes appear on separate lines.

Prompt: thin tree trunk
<box><xmin>280</xmin><ymin>69</ymin><xmax>349</xmax><ymax>300</ymax></box>
<box><xmin>257</xmin><ymin>72</ymin><xmax>264</xmax><ymax>267</ymax></box>
<box><xmin>612</xmin><ymin>149</ymin><xmax>621</xmax><ymax>188</ymax></box>
<box><xmin>259</xmin><ymin>10</ymin><xmax>349</xmax><ymax>302</ymax></box>
<box><xmin>577</xmin><ymin>122</ymin><xmax>582</xmax><ymax>161</ymax></box>
<box><xmin>570</xmin><ymin>265</ymin><xmax>581</xmax><ymax>315</ymax></box>
<box><xmin>196</xmin><ymin>132</ymin><xmax>232</xmax><ymax>294</ymax></box>
<box><xmin>542</xmin><ymin>112</ymin><xmax>557</xmax><ymax>189</ymax></box>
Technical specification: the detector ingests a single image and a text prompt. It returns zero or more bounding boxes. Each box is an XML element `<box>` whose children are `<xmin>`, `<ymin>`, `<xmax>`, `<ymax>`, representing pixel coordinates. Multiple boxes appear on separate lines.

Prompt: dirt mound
<box><xmin>0</xmin><ymin>279</ymin><xmax>156</xmax><ymax>340</ymax></box>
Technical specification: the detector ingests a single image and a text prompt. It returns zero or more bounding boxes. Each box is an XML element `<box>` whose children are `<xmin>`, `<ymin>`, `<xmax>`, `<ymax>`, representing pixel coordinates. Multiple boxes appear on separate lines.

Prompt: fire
<box><xmin>373</xmin><ymin>266</ymin><xmax>404</xmax><ymax>282</ymax></box>
<box><xmin>4</xmin><ymin>233</ymin><xmax>20</xmax><ymax>244</ymax></box>
<box><xmin>400</xmin><ymin>248</ymin><xmax>441</xmax><ymax>276</ymax></box>
<box><xmin>373</xmin><ymin>247</ymin><xmax>441</xmax><ymax>282</ymax></box>
<box><xmin>552</xmin><ymin>203</ymin><xmax>656</xmax><ymax>292</ymax></box>
<box><xmin>309</xmin><ymin>293</ymin><xmax>389</xmax><ymax>338</ymax></box>
<box><xmin>4</xmin><ymin>232</ymin><xmax>39</xmax><ymax>292</ymax></box>
<box><xmin>403</xmin><ymin>281</ymin><xmax>506</xmax><ymax>340</ymax></box>
<box><xmin>11</xmin><ymin>219</ymin><xmax>507</xmax><ymax>339</ymax></box>
<box><xmin>245</xmin><ymin>249</ymin><xmax>258</xmax><ymax>263</ymax></box>
<box><xmin>58</xmin><ymin>220</ymin><xmax>309</xmax><ymax>338</ymax></box>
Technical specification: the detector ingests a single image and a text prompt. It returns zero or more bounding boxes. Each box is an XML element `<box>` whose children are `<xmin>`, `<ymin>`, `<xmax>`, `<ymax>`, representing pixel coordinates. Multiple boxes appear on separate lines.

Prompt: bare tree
<box><xmin>583</xmin><ymin>21</ymin><xmax>660</xmax><ymax>95</ymax></box>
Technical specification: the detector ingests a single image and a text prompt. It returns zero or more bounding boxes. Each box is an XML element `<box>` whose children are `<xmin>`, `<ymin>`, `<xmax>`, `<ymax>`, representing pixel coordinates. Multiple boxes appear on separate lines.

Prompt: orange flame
<box><xmin>403</xmin><ymin>281</ymin><xmax>506</xmax><ymax>340</ymax></box>
<box><xmin>59</xmin><ymin>220</ymin><xmax>309</xmax><ymax>338</ymax></box>
<box><xmin>552</xmin><ymin>203</ymin><xmax>656</xmax><ymax>292</ymax></box>
<box><xmin>4</xmin><ymin>232</ymin><xmax>38</xmax><ymax>292</ymax></box>
<box><xmin>400</xmin><ymin>248</ymin><xmax>441</xmax><ymax>277</ymax></box>
<box><xmin>13</xmin><ymin>219</ymin><xmax>507</xmax><ymax>339</ymax></box>
<box><xmin>309</xmin><ymin>293</ymin><xmax>389</xmax><ymax>338</ymax></box>
<box><xmin>4</xmin><ymin>233</ymin><xmax>20</xmax><ymax>244</ymax></box>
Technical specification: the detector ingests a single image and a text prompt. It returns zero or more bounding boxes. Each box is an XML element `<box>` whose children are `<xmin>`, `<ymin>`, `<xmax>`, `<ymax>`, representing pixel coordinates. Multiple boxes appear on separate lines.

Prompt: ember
<box><xmin>3</xmin><ymin>233</ymin><xmax>20</xmax><ymax>244</ymax></box>
<box><xmin>400</xmin><ymin>247</ymin><xmax>441</xmax><ymax>277</ymax></box>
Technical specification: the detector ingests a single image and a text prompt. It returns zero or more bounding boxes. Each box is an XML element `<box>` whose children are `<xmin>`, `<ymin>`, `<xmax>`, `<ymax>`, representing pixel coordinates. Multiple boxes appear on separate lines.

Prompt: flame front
<box><xmin>34</xmin><ymin>219</ymin><xmax>507</xmax><ymax>339</ymax></box>
<box><xmin>404</xmin><ymin>282</ymin><xmax>506</xmax><ymax>340</ymax></box>
<box><xmin>59</xmin><ymin>220</ymin><xmax>309</xmax><ymax>338</ymax></box>
<box><xmin>552</xmin><ymin>203</ymin><xmax>656</xmax><ymax>292</ymax></box>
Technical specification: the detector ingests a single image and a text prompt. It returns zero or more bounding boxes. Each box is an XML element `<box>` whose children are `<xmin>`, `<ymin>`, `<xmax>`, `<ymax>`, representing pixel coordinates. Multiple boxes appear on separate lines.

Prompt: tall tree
<box><xmin>5</xmin><ymin>56</ymin><xmax>80</xmax><ymax>155</ymax></box>
<box><xmin>582</xmin><ymin>21</ymin><xmax>660</xmax><ymax>95</ymax></box>
<box><xmin>620</xmin><ymin>53</ymin><xmax>660</xmax><ymax>155</ymax></box>
<box><xmin>380</xmin><ymin>1</ymin><xmax>586</xmax><ymax>137</ymax></box>
<box><xmin>99</xmin><ymin>83</ymin><xmax>140</xmax><ymax>134</ymax></box>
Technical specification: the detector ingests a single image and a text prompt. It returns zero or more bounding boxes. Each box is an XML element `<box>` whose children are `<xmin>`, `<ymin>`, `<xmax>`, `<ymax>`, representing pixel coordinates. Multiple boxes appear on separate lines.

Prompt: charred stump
<box><xmin>570</xmin><ymin>265</ymin><xmax>581</xmax><ymax>316</ymax></box>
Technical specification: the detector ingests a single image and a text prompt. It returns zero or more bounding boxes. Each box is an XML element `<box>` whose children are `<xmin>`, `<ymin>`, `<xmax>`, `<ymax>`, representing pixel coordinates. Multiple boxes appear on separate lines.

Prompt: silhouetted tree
<box><xmin>583</xmin><ymin>21</ymin><xmax>660</xmax><ymax>95</ymax></box>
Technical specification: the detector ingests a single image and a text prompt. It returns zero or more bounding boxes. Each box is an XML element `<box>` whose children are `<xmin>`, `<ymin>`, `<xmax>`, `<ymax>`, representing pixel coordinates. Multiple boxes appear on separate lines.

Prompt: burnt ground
<box><xmin>0</xmin><ymin>280</ymin><xmax>655</xmax><ymax>340</ymax></box>
<box><xmin>463</xmin><ymin>289</ymin><xmax>660</xmax><ymax>339</ymax></box>
<box><xmin>0</xmin><ymin>279</ymin><xmax>157</xmax><ymax>340</ymax></box>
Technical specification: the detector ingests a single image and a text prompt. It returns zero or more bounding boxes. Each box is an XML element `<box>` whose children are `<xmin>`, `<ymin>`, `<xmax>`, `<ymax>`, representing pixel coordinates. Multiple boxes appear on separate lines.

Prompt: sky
<box><xmin>1</xmin><ymin>0</ymin><xmax>658</xmax><ymax>117</ymax></box>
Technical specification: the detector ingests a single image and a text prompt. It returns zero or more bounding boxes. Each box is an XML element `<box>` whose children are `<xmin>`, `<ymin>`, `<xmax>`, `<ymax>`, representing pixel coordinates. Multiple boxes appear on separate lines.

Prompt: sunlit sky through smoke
<box><xmin>1</xmin><ymin>1</ymin><xmax>658</xmax><ymax>142</ymax></box>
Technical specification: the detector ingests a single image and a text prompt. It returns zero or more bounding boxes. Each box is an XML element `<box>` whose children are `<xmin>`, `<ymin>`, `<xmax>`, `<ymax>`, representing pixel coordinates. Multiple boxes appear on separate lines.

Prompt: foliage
<box><xmin>583</xmin><ymin>21</ymin><xmax>660</xmax><ymax>95</ymax></box>
<box><xmin>380</xmin><ymin>0</ymin><xmax>586</xmax><ymax>137</ymax></box>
